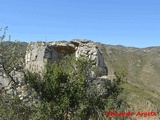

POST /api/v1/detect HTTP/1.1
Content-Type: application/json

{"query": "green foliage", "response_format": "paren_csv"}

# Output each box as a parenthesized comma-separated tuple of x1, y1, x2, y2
(104, 77, 128, 111)
(0, 27, 31, 119)
(42, 62, 68, 101)
(0, 93, 31, 120)
(24, 55, 128, 119)
(0, 26, 24, 85)
(24, 72, 42, 94)
(0, 51, 128, 119)
(114, 68, 128, 81)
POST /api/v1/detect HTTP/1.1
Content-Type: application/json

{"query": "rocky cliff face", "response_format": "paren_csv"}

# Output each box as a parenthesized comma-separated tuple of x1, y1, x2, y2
(25, 40, 108, 76)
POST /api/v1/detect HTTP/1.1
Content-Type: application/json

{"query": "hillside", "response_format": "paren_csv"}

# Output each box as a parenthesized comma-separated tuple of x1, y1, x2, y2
(96, 42, 160, 117)
(96, 43, 160, 94)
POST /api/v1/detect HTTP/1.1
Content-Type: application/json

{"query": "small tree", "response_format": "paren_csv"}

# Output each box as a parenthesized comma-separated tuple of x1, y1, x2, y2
(25, 55, 127, 119)
(24, 54, 129, 120)
(0, 27, 30, 120)
(0, 26, 23, 85)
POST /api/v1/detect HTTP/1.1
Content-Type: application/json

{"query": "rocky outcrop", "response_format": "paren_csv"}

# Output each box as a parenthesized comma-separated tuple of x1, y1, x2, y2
(25, 40, 108, 76)
(0, 40, 108, 105)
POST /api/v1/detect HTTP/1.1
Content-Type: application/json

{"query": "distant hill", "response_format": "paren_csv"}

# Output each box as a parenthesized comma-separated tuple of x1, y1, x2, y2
(2, 41, 28, 56)
(96, 43, 160, 94)
(96, 42, 160, 115)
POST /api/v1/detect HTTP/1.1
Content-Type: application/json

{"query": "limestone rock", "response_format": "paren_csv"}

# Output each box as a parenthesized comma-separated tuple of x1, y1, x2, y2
(25, 40, 108, 75)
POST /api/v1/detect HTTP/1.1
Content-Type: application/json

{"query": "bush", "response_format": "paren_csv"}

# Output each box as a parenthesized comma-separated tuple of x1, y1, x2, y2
(24, 55, 128, 119)
(0, 93, 31, 120)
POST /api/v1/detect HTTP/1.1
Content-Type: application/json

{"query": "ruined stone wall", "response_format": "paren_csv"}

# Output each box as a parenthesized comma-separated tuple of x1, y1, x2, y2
(25, 40, 108, 75)
(0, 40, 108, 104)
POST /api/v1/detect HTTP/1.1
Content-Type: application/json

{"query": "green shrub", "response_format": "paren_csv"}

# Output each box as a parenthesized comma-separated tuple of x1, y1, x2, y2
(0, 93, 31, 120)
(24, 55, 128, 119)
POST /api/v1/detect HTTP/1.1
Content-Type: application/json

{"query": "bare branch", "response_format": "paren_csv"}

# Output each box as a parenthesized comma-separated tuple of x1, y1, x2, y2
(0, 26, 23, 86)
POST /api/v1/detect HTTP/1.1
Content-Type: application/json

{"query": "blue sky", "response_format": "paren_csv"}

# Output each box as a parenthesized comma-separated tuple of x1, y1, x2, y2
(0, 0, 160, 48)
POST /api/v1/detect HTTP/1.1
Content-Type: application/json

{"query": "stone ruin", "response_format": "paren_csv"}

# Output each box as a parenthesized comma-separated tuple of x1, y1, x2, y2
(0, 40, 109, 103)
(25, 40, 108, 76)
